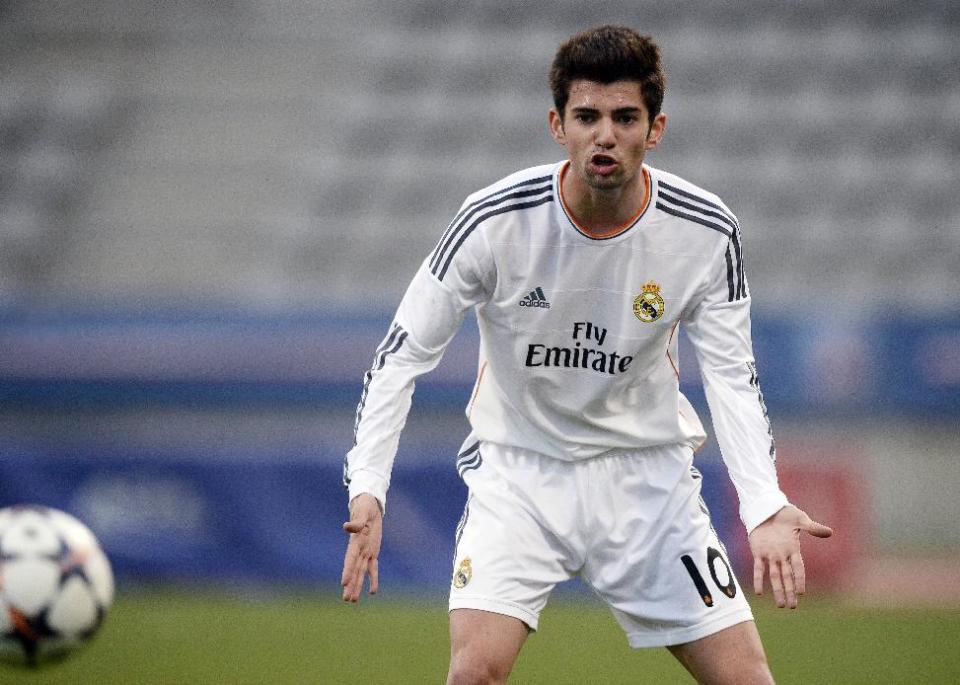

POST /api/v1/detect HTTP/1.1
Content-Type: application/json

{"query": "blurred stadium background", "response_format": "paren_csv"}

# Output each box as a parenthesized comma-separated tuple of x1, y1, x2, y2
(0, 0, 958, 682)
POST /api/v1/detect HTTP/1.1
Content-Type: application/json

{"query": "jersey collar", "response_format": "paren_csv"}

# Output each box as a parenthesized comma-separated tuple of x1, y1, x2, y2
(556, 160, 652, 241)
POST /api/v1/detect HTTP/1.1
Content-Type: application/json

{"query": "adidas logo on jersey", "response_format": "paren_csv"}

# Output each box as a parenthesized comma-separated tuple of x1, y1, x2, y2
(519, 287, 550, 308)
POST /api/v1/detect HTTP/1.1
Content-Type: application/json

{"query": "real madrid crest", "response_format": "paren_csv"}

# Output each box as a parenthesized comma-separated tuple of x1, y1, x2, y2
(633, 281, 665, 323)
(453, 557, 472, 589)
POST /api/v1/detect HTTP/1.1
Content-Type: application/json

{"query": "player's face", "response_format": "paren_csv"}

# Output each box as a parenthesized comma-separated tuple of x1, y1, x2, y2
(549, 80, 666, 192)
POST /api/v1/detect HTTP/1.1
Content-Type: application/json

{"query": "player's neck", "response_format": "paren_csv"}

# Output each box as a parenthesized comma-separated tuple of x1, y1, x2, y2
(559, 163, 649, 238)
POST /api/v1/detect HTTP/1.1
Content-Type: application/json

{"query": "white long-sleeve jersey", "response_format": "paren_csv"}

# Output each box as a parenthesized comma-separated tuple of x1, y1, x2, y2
(345, 160, 788, 533)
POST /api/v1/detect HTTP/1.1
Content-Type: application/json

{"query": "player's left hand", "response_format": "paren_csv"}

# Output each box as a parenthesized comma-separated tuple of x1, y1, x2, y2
(748, 505, 832, 609)
(341, 493, 383, 603)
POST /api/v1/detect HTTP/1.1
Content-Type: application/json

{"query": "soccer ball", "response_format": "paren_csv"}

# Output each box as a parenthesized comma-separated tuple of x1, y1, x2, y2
(0, 505, 114, 667)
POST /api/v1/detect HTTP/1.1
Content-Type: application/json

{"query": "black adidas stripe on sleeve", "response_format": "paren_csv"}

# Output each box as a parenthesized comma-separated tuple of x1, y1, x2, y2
(344, 323, 409, 486)
(429, 174, 552, 273)
(429, 176, 553, 281)
(657, 181, 748, 302)
(434, 191, 553, 282)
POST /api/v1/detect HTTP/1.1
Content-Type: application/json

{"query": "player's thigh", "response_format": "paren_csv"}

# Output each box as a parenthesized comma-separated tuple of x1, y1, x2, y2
(449, 440, 579, 631)
(583, 457, 753, 648)
(667, 620, 773, 685)
(447, 608, 529, 685)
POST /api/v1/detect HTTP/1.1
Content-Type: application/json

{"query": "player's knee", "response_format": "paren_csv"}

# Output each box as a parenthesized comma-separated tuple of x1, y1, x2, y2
(693, 655, 773, 685)
(731, 652, 775, 685)
(446, 653, 511, 685)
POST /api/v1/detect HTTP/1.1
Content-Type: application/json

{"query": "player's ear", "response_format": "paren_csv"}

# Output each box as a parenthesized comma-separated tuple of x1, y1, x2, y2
(548, 108, 566, 145)
(645, 112, 667, 150)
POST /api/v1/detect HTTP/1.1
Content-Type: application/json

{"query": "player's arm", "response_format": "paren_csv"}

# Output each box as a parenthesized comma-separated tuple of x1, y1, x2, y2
(341, 215, 494, 602)
(683, 230, 831, 609)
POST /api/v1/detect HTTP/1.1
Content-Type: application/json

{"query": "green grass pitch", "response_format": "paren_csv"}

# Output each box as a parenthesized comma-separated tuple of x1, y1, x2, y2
(4, 590, 958, 684)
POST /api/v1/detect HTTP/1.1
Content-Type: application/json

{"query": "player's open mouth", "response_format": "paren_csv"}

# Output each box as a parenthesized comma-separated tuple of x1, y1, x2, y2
(590, 154, 618, 174)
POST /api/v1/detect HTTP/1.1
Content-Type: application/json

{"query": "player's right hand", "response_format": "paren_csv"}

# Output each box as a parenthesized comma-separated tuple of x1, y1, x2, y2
(341, 493, 383, 603)
(749, 504, 832, 609)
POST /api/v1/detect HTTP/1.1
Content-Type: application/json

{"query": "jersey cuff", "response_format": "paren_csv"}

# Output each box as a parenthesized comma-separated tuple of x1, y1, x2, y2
(347, 473, 389, 516)
(740, 491, 790, 534)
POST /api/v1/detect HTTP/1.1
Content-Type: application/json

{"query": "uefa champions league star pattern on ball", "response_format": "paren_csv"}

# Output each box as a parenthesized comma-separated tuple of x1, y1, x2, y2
(0, 505, 114, 667)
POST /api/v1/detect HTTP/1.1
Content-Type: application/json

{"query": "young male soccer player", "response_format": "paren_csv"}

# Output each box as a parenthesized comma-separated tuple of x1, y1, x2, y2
(341, 25, 832, 684)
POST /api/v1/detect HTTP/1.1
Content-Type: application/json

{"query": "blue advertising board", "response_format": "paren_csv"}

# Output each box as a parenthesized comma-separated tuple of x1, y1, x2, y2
(1, 308, 956, 415)
(0, 443, 741, 589)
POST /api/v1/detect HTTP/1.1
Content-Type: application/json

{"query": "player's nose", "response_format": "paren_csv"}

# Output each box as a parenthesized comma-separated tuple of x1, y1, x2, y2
(594, 118, 616, 147)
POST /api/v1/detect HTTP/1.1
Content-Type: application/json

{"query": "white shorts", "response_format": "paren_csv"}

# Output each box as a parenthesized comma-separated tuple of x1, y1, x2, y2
(448, 437, 753, 648)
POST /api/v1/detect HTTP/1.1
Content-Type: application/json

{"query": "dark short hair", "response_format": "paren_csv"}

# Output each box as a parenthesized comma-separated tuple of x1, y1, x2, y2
(549, 25, 666, 124)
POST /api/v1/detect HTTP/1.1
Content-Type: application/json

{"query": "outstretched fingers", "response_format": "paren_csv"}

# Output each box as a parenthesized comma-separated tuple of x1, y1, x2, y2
(342, 542, 374, 601)
(750, 505, 832, 609)
(767, 557, 785, 608)
(791, 553, 806, 595)
(368, 557, 379, 595)
(341, 518, 367, 602)
(757, 554, 799, 608)
(341, 505, 382, 603)
(341, 536, 363, 602)
(351, 555, 368, 599)
(780, 559, 797, 608)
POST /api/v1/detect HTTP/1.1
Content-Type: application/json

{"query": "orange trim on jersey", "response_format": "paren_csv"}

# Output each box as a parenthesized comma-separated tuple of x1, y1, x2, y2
(666, 321, 680, 379)
(467, 361, 488, 419)
(558, 161, 651, 239)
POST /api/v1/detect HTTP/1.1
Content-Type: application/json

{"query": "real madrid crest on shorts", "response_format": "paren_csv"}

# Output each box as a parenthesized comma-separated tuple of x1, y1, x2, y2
(453, 557, 472, 589)
(633, 281, 665, 323)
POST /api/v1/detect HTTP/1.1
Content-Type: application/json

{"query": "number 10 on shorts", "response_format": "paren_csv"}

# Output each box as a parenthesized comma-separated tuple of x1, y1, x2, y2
(680, 547, 737, 607)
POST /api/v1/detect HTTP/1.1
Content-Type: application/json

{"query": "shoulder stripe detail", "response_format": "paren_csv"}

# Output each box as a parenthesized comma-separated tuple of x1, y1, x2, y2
(656, 201, 747, 302)
(655, 201, 731, 238)
(659, 181, 738, 229)
(656, 185, 749, 302)
(345, 323, 409, 486)
(429, 175, 552, 273)
(658, 189, 737, 235)
(733, 224, 747, 300)
(724, 245, 735, 302)
(435, 192, 553, 281)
